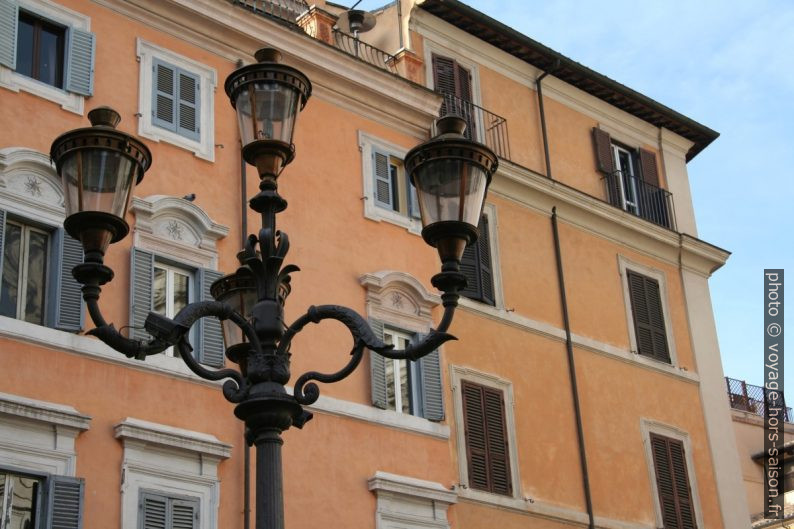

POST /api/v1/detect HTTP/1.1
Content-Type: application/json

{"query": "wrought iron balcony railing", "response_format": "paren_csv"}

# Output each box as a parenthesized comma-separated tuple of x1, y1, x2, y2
(331, 29, 398, 74)
(231, 0, 309, 24)
(603, 170, 675, 229)
(433, 93, 511, 161)
(726, 377, 792, 422)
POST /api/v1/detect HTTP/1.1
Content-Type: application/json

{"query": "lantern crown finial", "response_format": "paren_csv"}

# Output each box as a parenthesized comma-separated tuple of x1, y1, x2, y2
(255, 48, 282, 63)
(435, 115, 467, 137)
(87, 106, 121, 129)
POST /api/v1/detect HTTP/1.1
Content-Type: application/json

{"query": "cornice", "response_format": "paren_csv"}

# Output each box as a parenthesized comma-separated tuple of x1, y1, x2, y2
(94, 0, 441, 138)
(368, 471, 458, 504)
(0, 391, 91, 431)
(114, 417, 231, 458)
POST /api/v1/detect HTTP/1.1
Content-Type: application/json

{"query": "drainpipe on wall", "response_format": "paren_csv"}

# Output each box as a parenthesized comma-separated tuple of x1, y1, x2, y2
(536, 60, 560, 179)
(551, 207, 596, 529)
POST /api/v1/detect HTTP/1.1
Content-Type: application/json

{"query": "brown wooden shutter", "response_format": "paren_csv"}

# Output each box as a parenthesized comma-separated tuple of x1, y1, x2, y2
(639, 149, 660, 187)
(592, 128, 615, 174)
(432, 54, 457, 95)
(627, 270, 670, 363)
(460, 216, 495, 306)
(461, 381, 512, 495)
(650, 434, 697, 529)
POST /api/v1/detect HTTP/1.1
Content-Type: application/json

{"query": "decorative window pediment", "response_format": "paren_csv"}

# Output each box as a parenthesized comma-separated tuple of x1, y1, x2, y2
(0, 147, 64, 220)
(360, 270, 440, 328)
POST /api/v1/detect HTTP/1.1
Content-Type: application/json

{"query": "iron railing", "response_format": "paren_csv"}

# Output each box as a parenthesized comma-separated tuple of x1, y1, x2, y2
(331, 29, 398, 74)
(231, 0, 309, 24)
(726, 377, 792, 422)
(433, 93, 511, 161)
(604, 170, 675, 229)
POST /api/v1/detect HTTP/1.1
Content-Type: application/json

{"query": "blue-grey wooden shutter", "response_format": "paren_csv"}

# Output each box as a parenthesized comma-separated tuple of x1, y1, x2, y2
(130, 248, 154, 341)
(419, 347, 444, 421)
(140, 491, 167, 529)
(198, 268, 224, 367)
(171, 497, 199, 529)
(65, 28, 95, 96)
(176, 69, 200, 140)
(372, 149, 393, 209)
(55, 230, 84, 331)
(152, 59, 177, 132)
(369, 319, 388, 409)
(0, 0, 17, 70)
(47, 475, 84, 529)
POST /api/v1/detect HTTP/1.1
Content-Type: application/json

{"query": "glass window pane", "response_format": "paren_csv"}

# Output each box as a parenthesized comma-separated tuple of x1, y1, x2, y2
(153, 268, 167, 315)
(37, 22, 64, 88)
(23, 230, 48, 325)
(15, 15, 34, 79)
(397, 359, 410, 414)
(7, 474, 40, 529)
(0, 224, 22, 319)
(172, 271, 190, 316)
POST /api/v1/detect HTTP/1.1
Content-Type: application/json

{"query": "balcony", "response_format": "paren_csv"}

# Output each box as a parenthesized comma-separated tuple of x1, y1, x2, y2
(726, 377, 792, 422)
(604, 170, 675, 229)
(433, 93, 511, 161)
(332, 29, 398, 75)
(231, 0, 309, 24)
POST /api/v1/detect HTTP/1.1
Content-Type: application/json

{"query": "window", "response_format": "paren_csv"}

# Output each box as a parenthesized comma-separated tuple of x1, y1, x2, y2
(0, 0, 95, 112)
(0, 469, 44, 529)
(369, 321, 444, 421)
(649, 434, 697, 529)
(139, 490, 199, 529)
(626, 270, 670, 363)
(460, 215, 494, 306)
(460, 380, 511, 496)
(592, 127, 671, 228)
(130, 249, 223, 367)
(0, 210, 83, 332)
(372, 148, 420, 219)
(0, 469, 83, 529)
(431, 54, 476, 140)
(136, 39, 217, 161)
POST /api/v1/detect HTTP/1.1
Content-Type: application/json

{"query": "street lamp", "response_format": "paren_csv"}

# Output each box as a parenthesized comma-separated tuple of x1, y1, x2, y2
(50, 48, 497, 529)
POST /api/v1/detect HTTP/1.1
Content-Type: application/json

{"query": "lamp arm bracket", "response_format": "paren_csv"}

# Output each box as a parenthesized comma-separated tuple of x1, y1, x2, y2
(176, 337, 249, 403)
(283, 305, 457, 405)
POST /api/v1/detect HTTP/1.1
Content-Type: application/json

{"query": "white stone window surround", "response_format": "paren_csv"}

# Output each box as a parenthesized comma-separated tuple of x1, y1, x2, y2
(449, 365, 521, 506)
(368, 471, 457, 529)
(617, 254, 679, 367)
(136, 38, 217, 162)
(640, 419, 705, 529)
(0, 147, 65, 225)
(0, 0, 89, 115)
(0, 392, 90, 478)
(358, 131, 422, 235)
(115, 417, 231, 529)
(457, 202, 505, 311)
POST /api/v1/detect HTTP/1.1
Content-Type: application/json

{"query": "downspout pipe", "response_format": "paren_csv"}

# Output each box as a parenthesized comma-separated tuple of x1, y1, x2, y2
(551, 207, 595, 529)
(536, 60, 560, 179)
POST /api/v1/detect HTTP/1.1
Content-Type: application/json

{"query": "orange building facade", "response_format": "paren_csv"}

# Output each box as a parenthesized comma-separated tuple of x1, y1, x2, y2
(0, 1, 750, 528)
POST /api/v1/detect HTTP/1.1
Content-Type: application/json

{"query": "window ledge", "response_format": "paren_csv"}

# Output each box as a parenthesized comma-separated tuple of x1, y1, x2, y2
(0, 68, 84, 114)
(0, 391, 91, 431)
(114, 417, 231, 459)
(364, 202, 422, 235)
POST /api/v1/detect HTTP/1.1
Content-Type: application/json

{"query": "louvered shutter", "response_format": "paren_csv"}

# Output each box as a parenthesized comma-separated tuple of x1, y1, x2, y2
(639, 149, 660, 187)
(462, 381, 490, 491)
(650, 434, 696, 529)
(372, 148, 393, 209)
(140, 492, 167, 529)
(198, 268, 224, 367)
(483, 386, 511, 494)
(55, 230, 84, 331)
(456, 63, 475, 140)
(130, 249, 154, 341)
(627, 271, 670, 363)
(0, 0, 17, 70)
(47, 475, 84, 529)
(171, 498, 198, 529)
(460, 216, 494, 305)
(419, 348, 444, 421)
(592, 128, 615, 174)
(152, 59, 177, 132)
(432, 54, 456, 95)
(369, 319, 388, 409)
(65, 28, 95, 96)
(176, 70, 200, 140)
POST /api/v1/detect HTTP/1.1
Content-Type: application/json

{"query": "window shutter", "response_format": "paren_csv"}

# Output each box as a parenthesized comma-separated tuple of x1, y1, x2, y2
(176, 70, 200, 140)
(432, 54, 456, 95)
(461, 381, 491, 491)
(55, 230, 84, 331)
(627, 271, 670, 363)
(198, 268, 224, 367)
(461, 381, 511, 495)
(650, 434, 696, 529)
(483, 386, 511, 495)
(456, 63, 475, 140)
(152, 59, 177, 132)
(369, 319, 388, 409)
(47, 475, 84, 529)
(171, 498, 198, 529)
(372, 149, 393, 209)
(65, 28, 95, 96)
(639, 148, 660, 187)
(0, 0, 17, 70)
(140, 492, 167, 529)
(592, 127, 615, 174)
(419, 348, 444, 421)
(477, 216, 494, 305)
(130, 248, 154, 341)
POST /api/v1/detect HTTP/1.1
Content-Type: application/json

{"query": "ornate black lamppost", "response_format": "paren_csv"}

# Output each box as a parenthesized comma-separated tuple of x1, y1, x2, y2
(50, 48, 497, 529)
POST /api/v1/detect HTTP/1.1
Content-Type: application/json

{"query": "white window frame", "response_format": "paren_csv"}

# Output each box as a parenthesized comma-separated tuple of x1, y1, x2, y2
(617, 255, 678, 367)
(0, 0, 89, 114)
(152, 261, 195, 358)
(612, 144, 639, 214)
(136, 39, 217, 161)
(640, 419, 705, 529)
(115, 417, 230, 529)
(382, 327, 413, 415)
(449, 365, 522, 506)
(358, 131, 421, 234)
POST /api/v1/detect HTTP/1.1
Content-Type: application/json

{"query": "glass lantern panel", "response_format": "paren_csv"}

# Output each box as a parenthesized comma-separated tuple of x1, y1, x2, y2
(413, 159, 488, 228)
(61, 149, 140, 219)
(218, 286, 257, 349)
(234, 81, 300, 147)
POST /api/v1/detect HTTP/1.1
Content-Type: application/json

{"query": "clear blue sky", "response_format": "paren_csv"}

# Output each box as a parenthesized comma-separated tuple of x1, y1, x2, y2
(352, 0, 794, 393)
